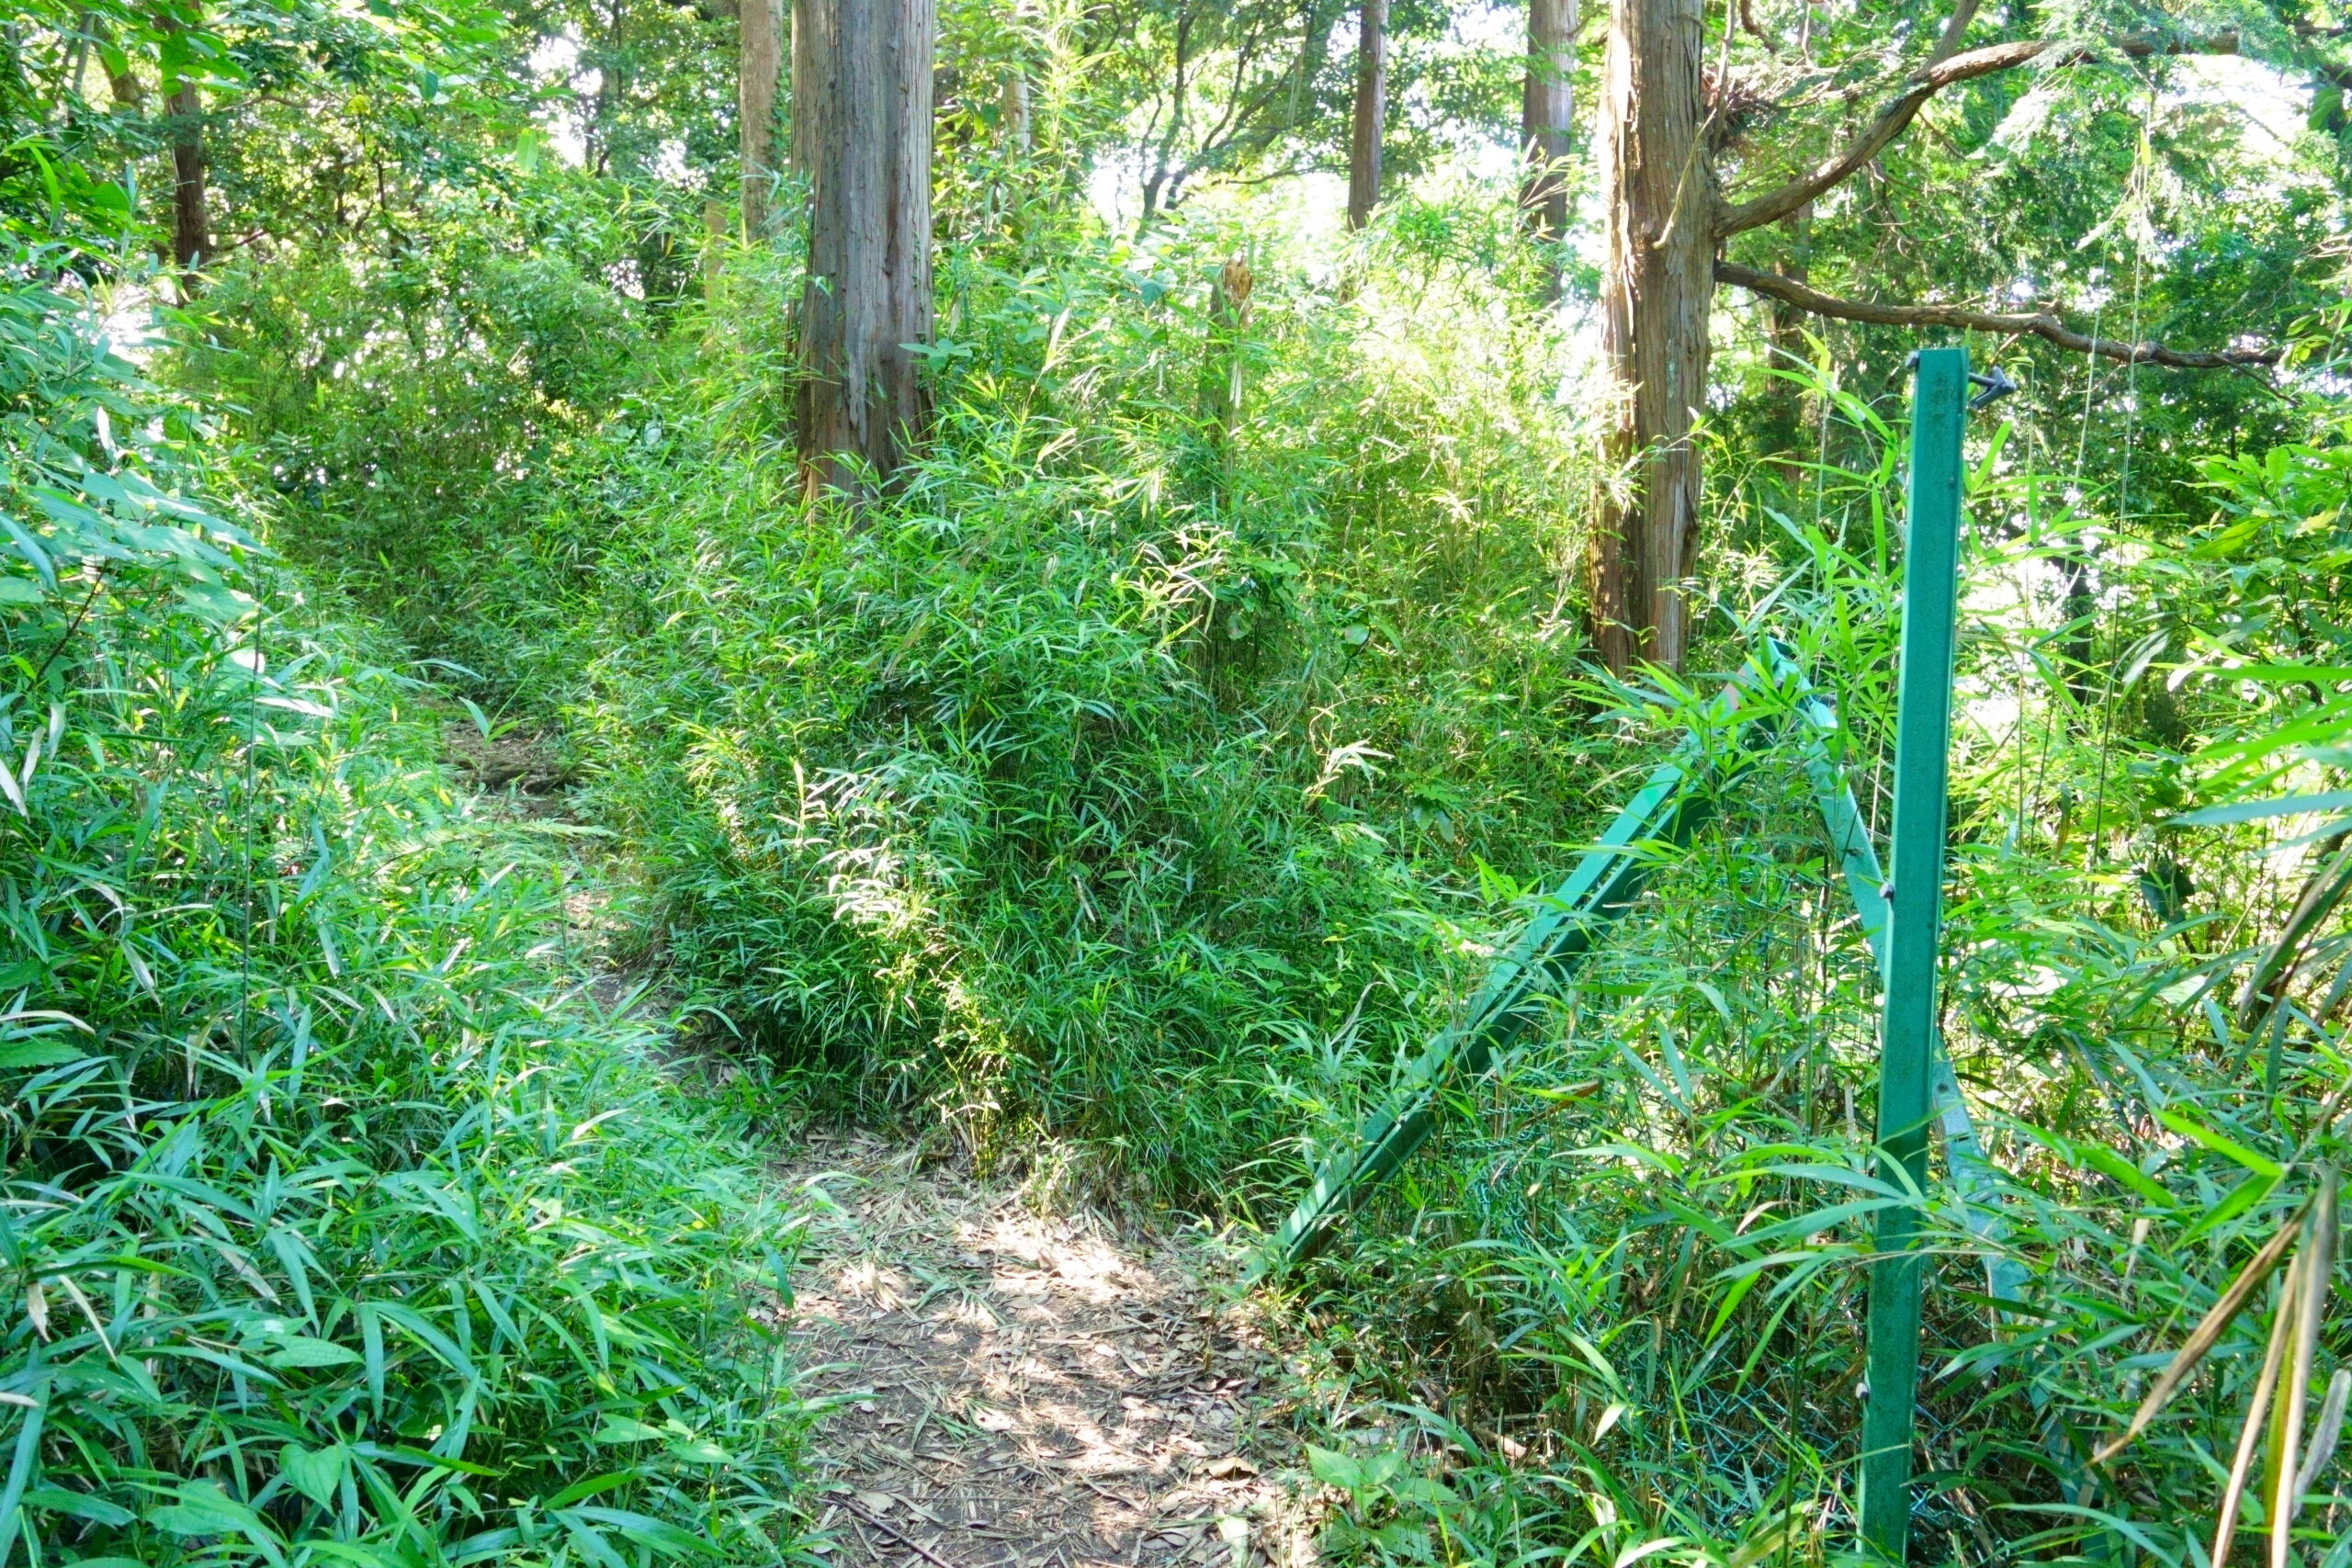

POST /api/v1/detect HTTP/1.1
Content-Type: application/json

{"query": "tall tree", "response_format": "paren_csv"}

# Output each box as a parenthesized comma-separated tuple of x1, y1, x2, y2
(793, 0, 934, 495)
(1001, 69, 1031, 153)
(1589, 0, 1704, 672)
(1520, 0, 1574, 295)
(1586, 0, 2295, 672)
(740, 0, 782, 233)
(162, 20, 207, 275)
(1345, 0, 1385, 230)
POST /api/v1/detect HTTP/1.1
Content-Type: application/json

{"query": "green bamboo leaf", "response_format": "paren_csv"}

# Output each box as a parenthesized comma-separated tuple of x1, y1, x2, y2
(2167, 793, 2352, 828)
(262, 1336, 362, 1370)
(544, 1472, 639, 1509)
(2077, 1145, 2175, 1207)
(593, 1416, 664, 1445)
(2156, 1109, 2283, 1179)
(2095, 1196, 2307, 1465)
(0, 516, 54, 591)
(22, 1486, 131, 1527)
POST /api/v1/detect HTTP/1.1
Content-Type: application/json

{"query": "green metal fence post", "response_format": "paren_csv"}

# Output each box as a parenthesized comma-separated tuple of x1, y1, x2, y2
(1858, 346, 1969, 1560)
(1763, 639, 2021, 1309)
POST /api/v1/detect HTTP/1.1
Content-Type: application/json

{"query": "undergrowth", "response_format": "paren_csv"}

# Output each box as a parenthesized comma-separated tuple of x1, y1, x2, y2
(3, 265, 815, 1566)
(194, 202, 1605, 1210)
(1273, 381, 2352, 1563)
(179, 175, 2352, 1562)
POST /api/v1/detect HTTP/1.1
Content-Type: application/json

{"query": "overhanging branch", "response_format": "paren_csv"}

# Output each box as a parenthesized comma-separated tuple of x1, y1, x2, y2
(1715, 260, 2282, 369)
(1716, 28, 2241, 238)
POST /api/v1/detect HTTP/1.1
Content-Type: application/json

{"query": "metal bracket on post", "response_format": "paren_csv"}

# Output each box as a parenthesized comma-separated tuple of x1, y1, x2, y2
(1857, 346, 1971, 1562)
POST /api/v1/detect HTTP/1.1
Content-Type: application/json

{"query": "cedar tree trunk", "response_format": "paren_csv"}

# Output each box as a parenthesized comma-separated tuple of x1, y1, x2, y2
(1345, 0, 1385, 231)
(167, 77, 207, 273)
(1001, 69, 1032, 152)
(702, 197, 728, 298)
(1583, 0, 2263, 672)
(1199, 254, 1252, 452)
(740, 0, 784, 233)
(1521, 0, 1576, 293)
(794, 0, 935, 496)
(1589, 0, 1708, 672)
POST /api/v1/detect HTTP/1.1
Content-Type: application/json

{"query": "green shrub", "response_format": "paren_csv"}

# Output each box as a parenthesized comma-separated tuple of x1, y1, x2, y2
(177, 194, 662, 716)
(2, 265, 810, 1566)
(542, 209, 1603, 1205)
(1278, 389, 2352, 1563)
(198, 187, 1603, 1209)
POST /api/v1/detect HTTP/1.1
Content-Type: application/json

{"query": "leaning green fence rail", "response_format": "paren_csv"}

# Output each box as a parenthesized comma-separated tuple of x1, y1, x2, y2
(1257, 677, 1758, 1273)
(1257, 636, 2019, 1291)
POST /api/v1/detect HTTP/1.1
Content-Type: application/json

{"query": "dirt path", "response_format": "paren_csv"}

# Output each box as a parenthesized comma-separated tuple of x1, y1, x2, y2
(784, 1136, 1313, 1568)
(479, 758, 1314, 1568)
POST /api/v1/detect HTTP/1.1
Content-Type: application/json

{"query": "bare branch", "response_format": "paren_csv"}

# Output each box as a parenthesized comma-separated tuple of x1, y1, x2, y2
(1927, 0, 1983, 64)
(1714, 260, 2282, 370)
(1718, 39, 2045, 235)
(1716, 28, 2239, 238)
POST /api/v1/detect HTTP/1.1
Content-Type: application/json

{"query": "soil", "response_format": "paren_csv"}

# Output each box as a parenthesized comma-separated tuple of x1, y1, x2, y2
(455, 747, 1318, 1568)
(441, 721, 576, 795)
(783, 1136, 1316, 1568)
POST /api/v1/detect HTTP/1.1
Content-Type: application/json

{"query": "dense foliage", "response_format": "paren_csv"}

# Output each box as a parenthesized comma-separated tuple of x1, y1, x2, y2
(0, 274, 811, 1564)
(10, 0, 2352, 1561)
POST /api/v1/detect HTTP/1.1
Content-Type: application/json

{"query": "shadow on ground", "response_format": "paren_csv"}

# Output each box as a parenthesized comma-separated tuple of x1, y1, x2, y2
(786, 1137, 1316, 1568)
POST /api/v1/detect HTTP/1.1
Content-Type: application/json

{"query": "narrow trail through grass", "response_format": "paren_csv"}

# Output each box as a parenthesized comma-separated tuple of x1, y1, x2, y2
(486, 739, 1311, 1568)
(781, 1140, 1310, 1568)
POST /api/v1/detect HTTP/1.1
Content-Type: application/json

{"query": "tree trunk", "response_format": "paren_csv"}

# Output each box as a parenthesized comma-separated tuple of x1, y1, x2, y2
(703, 197, 728, 298)
(1199, 254, 1252, 455)
(1588, 0, 1710, 672)
(166, 77, 207, 274)
(1345, 0, 1385, 231)
(1759, 205, 1813, 483)
(100, 25, 142, 109)
(591, 0, 622, 175)
(740, 0, 783, 234)
(1521, 0, 1576, 295)
(794, 0, 934, 498)
(1001, 70, 1031, 152)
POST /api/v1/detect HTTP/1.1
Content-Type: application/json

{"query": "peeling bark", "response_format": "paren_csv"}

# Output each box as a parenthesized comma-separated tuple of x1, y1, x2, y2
(1589, 0, 1709, 672)
(1346, 0, 1385, 230)
(794, 0, 935, 497)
